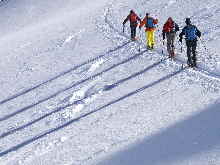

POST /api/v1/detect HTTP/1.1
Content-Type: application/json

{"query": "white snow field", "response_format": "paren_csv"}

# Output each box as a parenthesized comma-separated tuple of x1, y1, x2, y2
(0, 0, 220, 164)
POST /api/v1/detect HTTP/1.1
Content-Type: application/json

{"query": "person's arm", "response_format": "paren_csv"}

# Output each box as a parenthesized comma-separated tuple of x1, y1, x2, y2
(162, 23, 167, 40)
(153, 18, 158, 25)
(175, 23, 179, 32)
(139, 17, 146, 28)
(179, 27, 186, 42)
(196, 26, 201, 38)
(123, 15, 130, 25)
(137, 15, 141, 23)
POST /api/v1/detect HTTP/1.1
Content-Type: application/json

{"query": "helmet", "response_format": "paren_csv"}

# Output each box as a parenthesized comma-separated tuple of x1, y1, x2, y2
(146, 13, 149, 16)
(185, 18, 191, 25)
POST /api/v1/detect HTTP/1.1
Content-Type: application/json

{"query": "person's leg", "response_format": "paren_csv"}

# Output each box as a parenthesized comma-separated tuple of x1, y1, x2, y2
(149, 31, 155, 49)
(146, 31, 150, 48)
(131, 27, 134, 39)
(130, 26, 135, 40)
(186, 41, 193, 66)
(170, 32, 176, 58)
(166, 33, 172, 55)
(134, 26, 137, 39)
(147, 31, 154, 49)
(192, 40, 197, 67)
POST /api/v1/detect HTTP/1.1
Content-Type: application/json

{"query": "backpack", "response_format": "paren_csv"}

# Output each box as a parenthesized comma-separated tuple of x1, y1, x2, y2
(164, 21, 174, 32)
(164, 21, 179, 33)
(184, 25, 197, 40)
(130, 13, 137, 23)
(145, 17, 155, 28)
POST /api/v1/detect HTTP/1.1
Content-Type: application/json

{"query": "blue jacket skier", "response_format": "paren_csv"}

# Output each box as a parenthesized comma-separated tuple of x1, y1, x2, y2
(179, 18, 201, 67)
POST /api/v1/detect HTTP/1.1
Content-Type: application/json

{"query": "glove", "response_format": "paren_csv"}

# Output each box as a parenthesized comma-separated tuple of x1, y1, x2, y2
(179, 38, 182, 43)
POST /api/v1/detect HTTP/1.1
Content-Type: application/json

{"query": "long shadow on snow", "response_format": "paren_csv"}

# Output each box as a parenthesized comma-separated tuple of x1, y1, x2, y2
(98, 102, 220, 165)
(0, 49, 147, 122)
(0, 41, 131, 106)
(0, 57, 168, 139)
(0, 67, 185, 157)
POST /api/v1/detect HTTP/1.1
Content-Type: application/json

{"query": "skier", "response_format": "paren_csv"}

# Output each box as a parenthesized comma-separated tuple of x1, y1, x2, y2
(123, 10, 141, 41)
(162, 17, 179, 58)
(139, 13, 158, 49)
(179, 18, 201, 67)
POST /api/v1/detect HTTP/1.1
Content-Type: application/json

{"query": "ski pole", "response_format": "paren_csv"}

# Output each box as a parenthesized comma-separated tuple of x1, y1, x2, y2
(138, 28, 142, 52)
(123, 25, 125, 33)
(158, 27, 165, 54)
(180, 42, 183, 53)
(162, 40, 165, 54)
(157, 26, 162, 45)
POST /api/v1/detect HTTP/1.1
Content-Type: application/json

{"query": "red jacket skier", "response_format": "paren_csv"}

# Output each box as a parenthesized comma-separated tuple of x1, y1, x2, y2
(123, 10, 141, 40)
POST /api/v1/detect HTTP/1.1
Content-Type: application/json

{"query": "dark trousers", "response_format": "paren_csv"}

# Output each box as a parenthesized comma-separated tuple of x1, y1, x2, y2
(166, 32, 176, 56)
(130, 25, 137, 39)
(186, 40, 197, 66)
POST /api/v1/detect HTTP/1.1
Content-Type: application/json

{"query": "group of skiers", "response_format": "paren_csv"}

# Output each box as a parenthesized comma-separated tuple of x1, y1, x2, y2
(123, 10, 201, 68)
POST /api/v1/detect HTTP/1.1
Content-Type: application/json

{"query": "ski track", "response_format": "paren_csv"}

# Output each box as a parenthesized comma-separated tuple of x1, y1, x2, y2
(1, 0, 220, 163)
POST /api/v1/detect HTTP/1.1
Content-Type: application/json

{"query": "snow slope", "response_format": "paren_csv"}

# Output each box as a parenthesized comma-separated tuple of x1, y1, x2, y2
(0, 0, 220, 164)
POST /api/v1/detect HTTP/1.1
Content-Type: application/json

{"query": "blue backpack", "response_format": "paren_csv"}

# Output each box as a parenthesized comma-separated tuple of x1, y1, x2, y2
(146, 17, 155, 28)
(184, 25, 197, 40)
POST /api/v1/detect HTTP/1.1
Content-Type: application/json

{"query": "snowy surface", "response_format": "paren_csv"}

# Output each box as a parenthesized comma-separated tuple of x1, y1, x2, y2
(0, 0, 220, 164)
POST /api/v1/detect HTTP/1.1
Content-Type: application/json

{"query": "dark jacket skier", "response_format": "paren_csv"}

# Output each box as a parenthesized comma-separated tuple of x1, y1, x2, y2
(179, 18, 201, 67)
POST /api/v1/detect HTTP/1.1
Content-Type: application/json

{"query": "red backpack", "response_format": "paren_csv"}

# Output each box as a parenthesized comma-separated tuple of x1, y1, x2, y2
(164, 21, 175, 32)
(130, 13, 137, 22)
